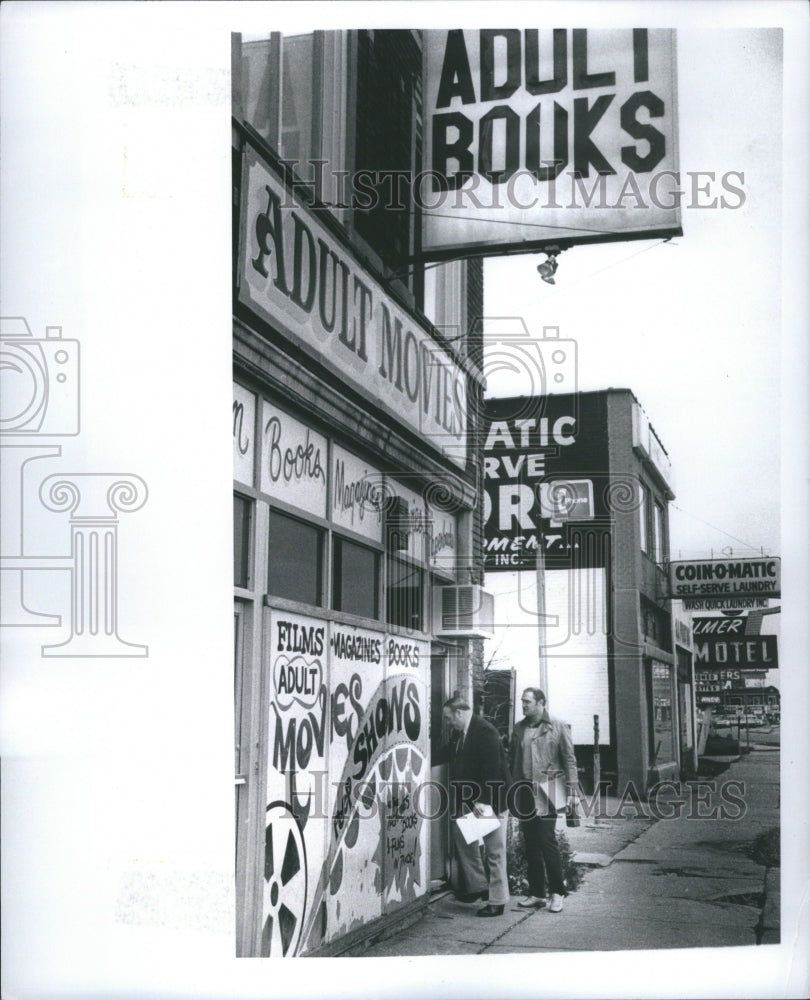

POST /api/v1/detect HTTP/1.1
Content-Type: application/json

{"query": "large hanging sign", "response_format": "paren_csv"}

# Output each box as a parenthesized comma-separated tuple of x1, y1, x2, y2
(422, 28, 681, 259)
(238, 142, 468, 469)
(482, 393, 611, 570)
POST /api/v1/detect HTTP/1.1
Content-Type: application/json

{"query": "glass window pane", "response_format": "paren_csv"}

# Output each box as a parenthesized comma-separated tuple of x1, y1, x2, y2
(650, 662, 675, 764)
(269, 510, 323, 605)
(654, 504, 665, 563)
(241, 36, 279, 146)
(333, 538, 379, 619)
(386, 557, 423, 631)
(639, 483, 649, 553)
(234, 495, 252, 588)
(280, 35, 313, 166)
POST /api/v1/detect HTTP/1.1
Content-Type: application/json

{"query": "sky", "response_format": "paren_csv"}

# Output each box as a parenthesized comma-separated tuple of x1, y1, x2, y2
(482, 27, 786, 561)
(0, 4, 808, 1000)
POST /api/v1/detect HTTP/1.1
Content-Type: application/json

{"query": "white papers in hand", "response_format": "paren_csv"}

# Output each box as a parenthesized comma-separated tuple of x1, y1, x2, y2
(455, 809, 500, 845)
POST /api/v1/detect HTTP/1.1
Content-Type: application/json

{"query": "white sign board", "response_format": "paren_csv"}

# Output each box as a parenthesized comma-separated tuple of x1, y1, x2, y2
(422, 28, 681, 258)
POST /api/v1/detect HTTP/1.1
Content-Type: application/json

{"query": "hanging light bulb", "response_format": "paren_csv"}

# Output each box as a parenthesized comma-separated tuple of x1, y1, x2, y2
(536, 245, 562, 285)
(537, 255, 558, 284)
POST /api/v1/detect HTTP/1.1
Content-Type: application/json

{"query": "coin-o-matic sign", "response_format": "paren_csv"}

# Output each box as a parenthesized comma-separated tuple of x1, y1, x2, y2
(669, 558, 781, 600)
(422, 28, 682, 258)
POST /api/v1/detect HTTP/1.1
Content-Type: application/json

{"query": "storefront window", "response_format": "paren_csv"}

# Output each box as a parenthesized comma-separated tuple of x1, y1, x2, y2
(386, 556, 424, 631)
(650, 661, 675, 764)
(269, 509, 323, 606)
(333, 537, 379, 619)
(234, 494, 252, 588)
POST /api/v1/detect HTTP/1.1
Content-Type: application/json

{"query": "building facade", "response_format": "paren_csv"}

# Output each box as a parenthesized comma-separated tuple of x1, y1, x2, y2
(483, 388, 691, 796)
(232, 31, 491, 957)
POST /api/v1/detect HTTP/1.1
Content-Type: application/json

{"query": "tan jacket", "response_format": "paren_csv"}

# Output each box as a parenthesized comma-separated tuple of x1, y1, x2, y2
(509, 711, 579, 813)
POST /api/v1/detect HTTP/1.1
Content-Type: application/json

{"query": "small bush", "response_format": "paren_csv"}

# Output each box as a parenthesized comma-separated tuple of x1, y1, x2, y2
(750, 826, 780, 868)
(506, 817, 584, 896)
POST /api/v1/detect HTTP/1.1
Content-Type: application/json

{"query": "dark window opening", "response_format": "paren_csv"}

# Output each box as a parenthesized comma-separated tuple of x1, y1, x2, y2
(234, 495, 253, 588)
(333, 537, 380, 619)
(269, 510, 324, 606)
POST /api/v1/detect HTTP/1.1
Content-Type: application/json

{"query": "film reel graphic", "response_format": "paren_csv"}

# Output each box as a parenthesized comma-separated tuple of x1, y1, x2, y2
(261, 802, 308, 957)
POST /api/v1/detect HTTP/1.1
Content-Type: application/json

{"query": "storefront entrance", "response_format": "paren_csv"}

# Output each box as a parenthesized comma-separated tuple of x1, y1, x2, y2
(429, 643, 465, 888)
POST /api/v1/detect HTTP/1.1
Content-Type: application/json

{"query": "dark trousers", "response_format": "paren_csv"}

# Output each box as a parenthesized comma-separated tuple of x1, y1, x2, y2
(521, 812, 565, 897)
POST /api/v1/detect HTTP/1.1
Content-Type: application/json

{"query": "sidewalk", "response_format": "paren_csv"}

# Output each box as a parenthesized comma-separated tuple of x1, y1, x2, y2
(343, 748, 780, 956)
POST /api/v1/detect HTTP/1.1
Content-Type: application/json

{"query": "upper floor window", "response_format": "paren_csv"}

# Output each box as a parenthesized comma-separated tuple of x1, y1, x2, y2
(279, 35, 314, 165)
(239, 33, 321, 186)
(653, 502, 666, 564)
(639, 482, 651, 554)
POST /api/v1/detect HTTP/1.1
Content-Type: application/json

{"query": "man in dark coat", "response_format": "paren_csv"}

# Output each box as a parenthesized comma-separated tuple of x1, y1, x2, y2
(432, 694, 512, 917)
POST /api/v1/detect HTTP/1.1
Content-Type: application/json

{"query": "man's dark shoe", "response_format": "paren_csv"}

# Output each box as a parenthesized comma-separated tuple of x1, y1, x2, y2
(455, 889, 488, 903)
(476, 903, 505, 917)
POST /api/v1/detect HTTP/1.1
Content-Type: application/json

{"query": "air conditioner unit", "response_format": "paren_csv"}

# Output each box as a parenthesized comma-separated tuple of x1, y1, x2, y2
(434, 585, 495, 638)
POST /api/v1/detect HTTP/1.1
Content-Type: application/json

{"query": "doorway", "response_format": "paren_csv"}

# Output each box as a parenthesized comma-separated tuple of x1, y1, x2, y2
(429, 643, 465, 887)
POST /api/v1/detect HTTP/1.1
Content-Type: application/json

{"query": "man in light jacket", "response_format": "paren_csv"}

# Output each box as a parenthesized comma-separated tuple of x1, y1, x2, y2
(508, 687, 579, 913)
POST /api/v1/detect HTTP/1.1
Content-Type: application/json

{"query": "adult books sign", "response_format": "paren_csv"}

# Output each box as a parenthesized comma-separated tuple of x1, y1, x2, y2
(422, 28, 682, 259)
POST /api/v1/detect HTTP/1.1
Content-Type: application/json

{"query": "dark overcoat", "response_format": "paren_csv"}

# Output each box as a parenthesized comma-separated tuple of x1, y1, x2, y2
(433, 713, 513, 817)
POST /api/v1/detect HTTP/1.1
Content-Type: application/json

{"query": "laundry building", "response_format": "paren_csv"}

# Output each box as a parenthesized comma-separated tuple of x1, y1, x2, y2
(232, 30, 493, 957)
(483, 388, 694, 796)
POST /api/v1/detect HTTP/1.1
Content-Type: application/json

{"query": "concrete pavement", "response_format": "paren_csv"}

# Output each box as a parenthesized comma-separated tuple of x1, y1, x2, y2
(343, 746, 780, 956)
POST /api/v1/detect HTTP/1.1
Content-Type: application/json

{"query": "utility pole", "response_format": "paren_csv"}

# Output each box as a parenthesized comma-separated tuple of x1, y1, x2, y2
(536, 529, 548, 694)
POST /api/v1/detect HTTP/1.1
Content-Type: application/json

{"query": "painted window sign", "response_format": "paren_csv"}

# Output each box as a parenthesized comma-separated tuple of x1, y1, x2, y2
(392, 482, 428, 565)
(331, 444, 384, 543)
(233, 382, 256, 488)
(428, 501, 458, 576)
(238, 143, 468, 469)
(264, 610, 329, 958)
(260, 400, 327, 516)
(422, 28, 681, 257)
(263, 609, 429, 957)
